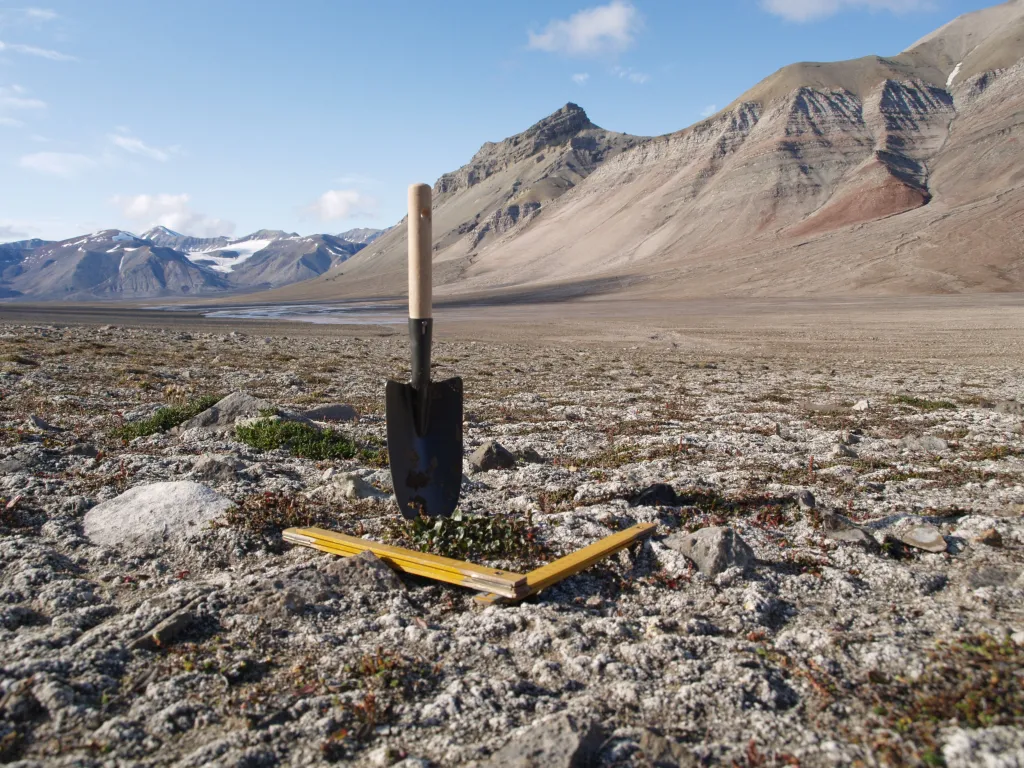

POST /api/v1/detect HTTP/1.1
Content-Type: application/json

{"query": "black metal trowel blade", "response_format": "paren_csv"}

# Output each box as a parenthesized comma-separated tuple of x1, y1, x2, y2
(385, 376, 463, 519)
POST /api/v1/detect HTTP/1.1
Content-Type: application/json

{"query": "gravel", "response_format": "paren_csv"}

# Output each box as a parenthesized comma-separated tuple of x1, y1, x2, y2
(0, 321, 1022, 766)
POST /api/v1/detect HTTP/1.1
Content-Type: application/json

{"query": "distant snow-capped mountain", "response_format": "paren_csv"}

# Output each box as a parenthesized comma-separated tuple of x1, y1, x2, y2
(140, 226, 230, 253)
(337, 227, 385, 245)
(0, 226, 369, 300)
(2, 230, 228, 299)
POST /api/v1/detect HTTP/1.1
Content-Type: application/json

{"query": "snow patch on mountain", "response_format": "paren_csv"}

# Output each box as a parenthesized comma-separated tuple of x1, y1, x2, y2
(189, 238, 276, 272)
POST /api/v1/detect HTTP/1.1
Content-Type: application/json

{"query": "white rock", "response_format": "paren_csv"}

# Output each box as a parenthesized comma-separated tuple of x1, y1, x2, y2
(83, 481, 233, 549)
(851, 399, 870, 412)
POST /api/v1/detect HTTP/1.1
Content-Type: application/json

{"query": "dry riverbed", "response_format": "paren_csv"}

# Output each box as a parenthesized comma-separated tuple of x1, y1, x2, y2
(0, 321, 1022, 767)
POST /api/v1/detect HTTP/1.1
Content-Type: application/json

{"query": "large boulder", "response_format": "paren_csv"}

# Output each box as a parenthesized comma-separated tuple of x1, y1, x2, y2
(83, 481, 232, 549)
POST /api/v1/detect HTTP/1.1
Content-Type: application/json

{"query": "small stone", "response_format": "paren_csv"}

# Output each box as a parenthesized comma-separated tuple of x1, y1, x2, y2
(468, 440, 516, 473)
(630, 483, 678, 507)
(773, 422, 783, 437)
(179, 391, 270, 431)
(840, 431, 861, 445)
(900, 525, 948, 553)
(834, 443, 858, 459)
(796, 490, 816, 511)
(482, 712, 601, 768)
(309, 473, 386, 502)
(131, 608, 197, 651)
(851, 399, 869, 412)
(976, 528, 1003, 547)
(819, 511, 879, 551)
(900, 435, 948, 453)
(325, 552, 405, 593)
(301, 403, 358, 422)
(191, 454, 244, 481)
(65, 443, 99, 458)
(518, 447, 546, 464)
(663, 526, 755, 577)
(25, 414, 63, 432)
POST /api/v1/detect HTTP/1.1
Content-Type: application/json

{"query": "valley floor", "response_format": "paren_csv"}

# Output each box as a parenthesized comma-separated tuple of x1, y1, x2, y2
(0, 299, 1022, 766)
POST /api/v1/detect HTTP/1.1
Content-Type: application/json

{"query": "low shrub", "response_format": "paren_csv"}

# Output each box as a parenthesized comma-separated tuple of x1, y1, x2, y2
(114, 394, 221, 440)
(234, 418, 378, 462)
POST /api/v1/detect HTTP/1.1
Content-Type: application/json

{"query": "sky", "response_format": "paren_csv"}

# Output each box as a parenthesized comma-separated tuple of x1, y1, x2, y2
(0, 0, 1003, 243)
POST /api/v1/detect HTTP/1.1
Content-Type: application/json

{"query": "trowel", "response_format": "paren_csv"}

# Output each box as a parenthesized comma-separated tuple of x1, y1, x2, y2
(385, 183, 463, 519)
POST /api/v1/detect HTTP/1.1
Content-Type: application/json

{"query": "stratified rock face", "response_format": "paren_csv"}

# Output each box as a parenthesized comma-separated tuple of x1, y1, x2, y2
(329, 103, 643, 292)
(435, 103, 597, 198)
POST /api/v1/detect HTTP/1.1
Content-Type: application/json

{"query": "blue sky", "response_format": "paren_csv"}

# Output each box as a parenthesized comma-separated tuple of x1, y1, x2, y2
(0, 0, 1000, 242)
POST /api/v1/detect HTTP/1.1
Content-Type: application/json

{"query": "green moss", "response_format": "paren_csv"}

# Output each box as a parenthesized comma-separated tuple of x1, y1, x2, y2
(235, 417, 378, 462)
(114, 394, 221, 440)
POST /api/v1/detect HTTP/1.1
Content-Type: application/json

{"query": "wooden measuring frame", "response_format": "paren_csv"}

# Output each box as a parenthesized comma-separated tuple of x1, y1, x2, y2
(283, 522, 656, 604)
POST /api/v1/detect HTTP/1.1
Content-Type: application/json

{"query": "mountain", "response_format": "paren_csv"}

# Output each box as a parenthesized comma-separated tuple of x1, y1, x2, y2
(222, 234, 364, 289)
(259, 0, 1024, 303)
(0, 228, 369, 299)
(140, 226, 230, 253)
(338, 228, 385, 245)
(288, 102, 643, 296)
(3, 230, 228, 299)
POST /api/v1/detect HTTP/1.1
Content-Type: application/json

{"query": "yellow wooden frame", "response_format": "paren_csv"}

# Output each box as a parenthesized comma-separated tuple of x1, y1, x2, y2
(283, 522, 656, 604)
(283, 527, 527, 599)
(473, 523, 656, 605)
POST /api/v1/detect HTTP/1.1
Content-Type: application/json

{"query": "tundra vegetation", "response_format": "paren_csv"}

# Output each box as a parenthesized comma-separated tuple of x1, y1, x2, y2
(0, 321, 1021, 766)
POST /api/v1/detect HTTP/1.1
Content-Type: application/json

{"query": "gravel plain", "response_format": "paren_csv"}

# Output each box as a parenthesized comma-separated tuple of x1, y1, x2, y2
(0, 310, 1022, 767)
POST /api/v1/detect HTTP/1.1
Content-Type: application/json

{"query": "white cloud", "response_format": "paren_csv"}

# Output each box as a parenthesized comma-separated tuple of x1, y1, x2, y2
(112, 193, 235, 238)
(0, 84, 46, 110)
(0, 8, 58, 25)
(23, 8, 58, 22)
(19, 151, 96, 178)
(571, 72, 590, 84)
(307, 189, 376, 221)
(528, 1, 641, 56)
(612, 65, 649, 84)
(0, 116, 23, 127)
(109, 132, 173, 162)
(700, 104, 719, 117)
(761, 0, 930, 22)
(0, 40, 74, 60)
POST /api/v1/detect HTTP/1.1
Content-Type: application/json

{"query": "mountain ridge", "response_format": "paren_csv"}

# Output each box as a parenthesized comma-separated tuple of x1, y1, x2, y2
(255, 0, 1024, 304)
(4, 0, 1023, 303)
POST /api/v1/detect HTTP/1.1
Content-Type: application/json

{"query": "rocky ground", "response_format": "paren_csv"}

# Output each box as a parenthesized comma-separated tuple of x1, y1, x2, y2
(0, 321, 1022, 767)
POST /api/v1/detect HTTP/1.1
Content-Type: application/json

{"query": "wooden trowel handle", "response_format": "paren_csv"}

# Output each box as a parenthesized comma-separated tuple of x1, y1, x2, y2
(408, 183, 432, 319)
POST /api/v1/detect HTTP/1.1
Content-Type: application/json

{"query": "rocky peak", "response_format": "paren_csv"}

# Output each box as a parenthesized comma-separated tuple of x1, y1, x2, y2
(472, 102, 597, 164)
(436, 104, 604, 198)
